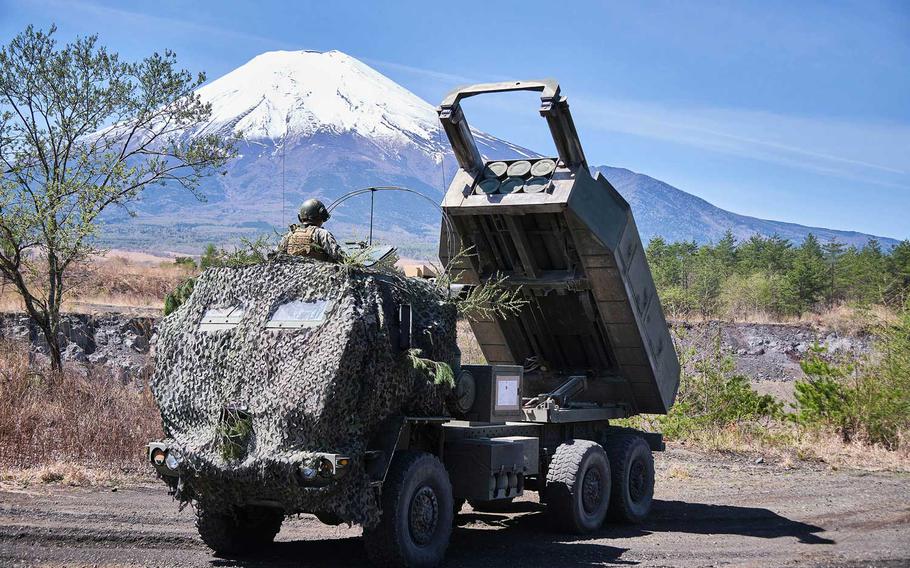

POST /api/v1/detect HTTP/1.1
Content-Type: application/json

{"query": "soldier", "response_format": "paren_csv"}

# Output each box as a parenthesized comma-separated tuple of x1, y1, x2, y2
(277, 198, 344, 262)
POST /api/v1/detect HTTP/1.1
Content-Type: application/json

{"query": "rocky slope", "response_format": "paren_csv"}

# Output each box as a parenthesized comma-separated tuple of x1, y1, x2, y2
(1, 311, 874, 406)
(0, 313, 153, 381)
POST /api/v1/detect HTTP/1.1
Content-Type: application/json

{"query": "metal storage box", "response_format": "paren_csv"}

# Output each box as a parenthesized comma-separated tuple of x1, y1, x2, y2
(443, 438, 526, 501)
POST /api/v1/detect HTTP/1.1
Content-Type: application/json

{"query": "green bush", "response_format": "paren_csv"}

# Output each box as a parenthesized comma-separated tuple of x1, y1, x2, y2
(657, 333, 782, 439)
(792, 309, 910, 450)
(854, 303, 910, 448)
(173, 256, 197, 269)
(793, 347, 854, 439)
(163, 278, 196, 316)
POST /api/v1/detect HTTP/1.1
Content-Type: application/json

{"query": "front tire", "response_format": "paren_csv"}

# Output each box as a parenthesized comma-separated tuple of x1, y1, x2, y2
(544, 439, 611, 534)
(606, 435, 655, 523)
(195, 502, 283, 556)
(363, 451, 454, 567)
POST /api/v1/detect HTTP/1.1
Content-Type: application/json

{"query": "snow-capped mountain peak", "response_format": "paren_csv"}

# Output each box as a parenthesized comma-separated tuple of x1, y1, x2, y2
(195, 50, 440, 146)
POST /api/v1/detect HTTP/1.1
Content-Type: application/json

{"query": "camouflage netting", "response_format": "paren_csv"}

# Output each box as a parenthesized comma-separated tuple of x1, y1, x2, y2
(151, 257, 459, 527)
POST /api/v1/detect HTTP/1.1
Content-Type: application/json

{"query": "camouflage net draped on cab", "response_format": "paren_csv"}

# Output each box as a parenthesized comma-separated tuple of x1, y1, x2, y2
(151, 258, 459, 527)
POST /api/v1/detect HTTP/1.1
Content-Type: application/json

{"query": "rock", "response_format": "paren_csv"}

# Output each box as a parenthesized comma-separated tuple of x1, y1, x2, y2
(87, 352, 108, 365)
(131, 335, 149, 353)
(62, 342, 87, 363)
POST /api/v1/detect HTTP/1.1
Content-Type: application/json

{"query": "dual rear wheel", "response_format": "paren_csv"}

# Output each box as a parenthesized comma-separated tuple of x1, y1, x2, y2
(545, 435, 655, 534)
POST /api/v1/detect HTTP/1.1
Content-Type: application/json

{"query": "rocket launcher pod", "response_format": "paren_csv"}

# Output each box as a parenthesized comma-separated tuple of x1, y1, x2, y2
(438, 80, 680, 415)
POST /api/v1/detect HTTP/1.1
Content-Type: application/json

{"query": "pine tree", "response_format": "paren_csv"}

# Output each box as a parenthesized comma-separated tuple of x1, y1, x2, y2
(714, 229, 738, 276)
(887, 240, 910, 303)
(788, 234, 827, 314)
(822, 239, 845, 305)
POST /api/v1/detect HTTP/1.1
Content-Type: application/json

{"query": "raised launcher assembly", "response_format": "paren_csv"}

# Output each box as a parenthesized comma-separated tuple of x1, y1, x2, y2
(438, 80, 680, 416)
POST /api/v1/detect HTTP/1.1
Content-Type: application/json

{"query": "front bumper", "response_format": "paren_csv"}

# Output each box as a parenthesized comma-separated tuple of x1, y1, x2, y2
(146, 441, 353, 486)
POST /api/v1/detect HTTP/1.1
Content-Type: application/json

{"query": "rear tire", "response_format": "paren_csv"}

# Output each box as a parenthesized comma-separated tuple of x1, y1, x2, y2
(544, 439, 610, 534)
(363, 451, 454, 567)
(195, 502, 283, 556)
(605, 435, 655, 523)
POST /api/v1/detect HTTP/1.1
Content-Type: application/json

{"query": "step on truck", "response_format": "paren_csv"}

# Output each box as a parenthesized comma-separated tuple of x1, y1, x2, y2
(147, 80, 680, 568)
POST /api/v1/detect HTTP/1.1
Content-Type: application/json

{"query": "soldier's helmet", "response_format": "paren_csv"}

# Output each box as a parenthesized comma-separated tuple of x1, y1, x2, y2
(298, 198, 330, 224)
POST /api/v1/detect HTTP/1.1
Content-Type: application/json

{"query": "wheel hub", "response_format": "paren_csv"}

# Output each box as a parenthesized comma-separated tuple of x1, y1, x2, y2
(581, 467, 603, 514)
(629, 458, 647, 503)
(408, 485, 439, 545)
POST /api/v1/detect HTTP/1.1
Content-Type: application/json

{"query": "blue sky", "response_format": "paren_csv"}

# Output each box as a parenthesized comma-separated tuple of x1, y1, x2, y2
(2, 0, 908, 239)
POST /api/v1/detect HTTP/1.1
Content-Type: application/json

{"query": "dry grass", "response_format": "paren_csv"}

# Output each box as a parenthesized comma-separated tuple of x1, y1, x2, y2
(0, 340, 162, 482)
(0, 254, 195, 313)
(669, 423, 910, 473)
(0, 462, 154, 488)
(665, 464, 692, 479)
(679, 303, 898, 335)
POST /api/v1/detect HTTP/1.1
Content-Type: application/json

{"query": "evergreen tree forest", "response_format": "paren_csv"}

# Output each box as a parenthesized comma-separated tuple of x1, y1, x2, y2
(646, 230, 910, 319)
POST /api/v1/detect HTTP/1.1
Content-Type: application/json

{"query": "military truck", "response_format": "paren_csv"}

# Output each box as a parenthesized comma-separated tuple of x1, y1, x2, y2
(147, 80, 679, 568)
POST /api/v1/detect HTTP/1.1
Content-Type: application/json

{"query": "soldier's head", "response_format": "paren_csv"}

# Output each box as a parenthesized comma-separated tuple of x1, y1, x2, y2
(298, 198, 330, 226)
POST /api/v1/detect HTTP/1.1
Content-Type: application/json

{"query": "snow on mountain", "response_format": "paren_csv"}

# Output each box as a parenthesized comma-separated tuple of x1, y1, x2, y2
(103, 50, 897, 254)
(192, 50, 442, 152)
(108, 49, 534, 254)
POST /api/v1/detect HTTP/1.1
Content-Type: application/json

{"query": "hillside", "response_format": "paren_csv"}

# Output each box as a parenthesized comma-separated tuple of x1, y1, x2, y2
(596, 166, 899, 248)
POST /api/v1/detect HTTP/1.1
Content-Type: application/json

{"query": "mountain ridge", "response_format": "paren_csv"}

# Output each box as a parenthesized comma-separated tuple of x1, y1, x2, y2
(101, 49, 900, 253)
(596, 166, 898, 247)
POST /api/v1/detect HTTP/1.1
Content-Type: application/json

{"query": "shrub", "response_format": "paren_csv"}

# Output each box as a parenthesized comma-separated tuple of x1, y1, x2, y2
(792, 307, 910, 450)
(173, 256, 197, 269)
(854, 303, 910, 448)
(793, 347, 855, 440)
(657, 333, 782, 439)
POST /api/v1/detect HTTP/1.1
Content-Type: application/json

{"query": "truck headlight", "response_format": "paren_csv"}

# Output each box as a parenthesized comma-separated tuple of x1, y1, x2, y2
(165, 450, 182, 471)
(151, 448, 166, 467)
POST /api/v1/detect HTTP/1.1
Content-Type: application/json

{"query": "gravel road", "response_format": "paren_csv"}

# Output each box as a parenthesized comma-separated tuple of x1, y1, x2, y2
(1, 448, 908, 568)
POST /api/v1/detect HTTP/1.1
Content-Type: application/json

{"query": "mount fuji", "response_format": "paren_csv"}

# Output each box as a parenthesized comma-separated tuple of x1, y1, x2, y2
(103, 50, 898, 254)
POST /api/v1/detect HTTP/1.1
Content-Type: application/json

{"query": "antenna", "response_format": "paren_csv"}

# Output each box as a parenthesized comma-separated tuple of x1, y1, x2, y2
(281, 132, 286, 227)
(369, 187, 375, 245)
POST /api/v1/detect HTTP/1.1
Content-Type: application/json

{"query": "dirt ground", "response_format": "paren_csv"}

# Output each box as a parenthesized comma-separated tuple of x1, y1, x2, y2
(1, 447, 908, 568)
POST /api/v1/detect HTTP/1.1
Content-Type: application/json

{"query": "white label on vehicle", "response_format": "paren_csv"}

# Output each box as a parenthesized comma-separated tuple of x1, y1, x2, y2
(496, 376, 520, 410)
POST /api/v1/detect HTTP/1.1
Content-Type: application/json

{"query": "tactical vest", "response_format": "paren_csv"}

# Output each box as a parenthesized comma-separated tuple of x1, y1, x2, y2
(286, 225, 328, 261)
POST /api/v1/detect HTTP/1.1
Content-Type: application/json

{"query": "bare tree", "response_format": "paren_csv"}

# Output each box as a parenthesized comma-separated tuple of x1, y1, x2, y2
(0, 25, 235, 370)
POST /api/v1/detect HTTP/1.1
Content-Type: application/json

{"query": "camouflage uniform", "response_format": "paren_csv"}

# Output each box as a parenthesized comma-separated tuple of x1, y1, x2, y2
(278, 223, 343, 262)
